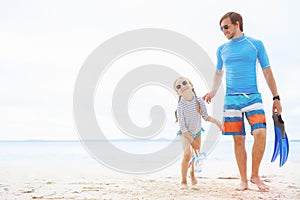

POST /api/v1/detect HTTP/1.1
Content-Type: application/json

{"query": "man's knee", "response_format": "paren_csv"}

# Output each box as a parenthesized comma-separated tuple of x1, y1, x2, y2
(252, 128, 266, 140)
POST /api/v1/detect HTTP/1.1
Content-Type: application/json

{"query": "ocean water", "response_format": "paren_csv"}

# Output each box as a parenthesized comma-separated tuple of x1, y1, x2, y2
(0, 140, 299, 166)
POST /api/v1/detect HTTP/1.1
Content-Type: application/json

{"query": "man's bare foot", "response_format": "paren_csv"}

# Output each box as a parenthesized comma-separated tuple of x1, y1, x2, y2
(191, 176, 198, 185)
(235, 181, 249, 191)
(250, 176, 269, 192)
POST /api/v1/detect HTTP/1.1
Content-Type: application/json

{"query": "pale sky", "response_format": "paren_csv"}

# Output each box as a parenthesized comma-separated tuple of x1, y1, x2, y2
(1, 0, 299, 141)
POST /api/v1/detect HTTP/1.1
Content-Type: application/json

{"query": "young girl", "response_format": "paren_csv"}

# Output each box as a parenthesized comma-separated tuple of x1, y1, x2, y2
(174, 77, 222, 189)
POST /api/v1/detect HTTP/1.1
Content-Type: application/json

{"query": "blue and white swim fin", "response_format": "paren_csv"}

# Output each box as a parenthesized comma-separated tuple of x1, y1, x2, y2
(188, 152, 206, 173)
(271, 112, 289, 167)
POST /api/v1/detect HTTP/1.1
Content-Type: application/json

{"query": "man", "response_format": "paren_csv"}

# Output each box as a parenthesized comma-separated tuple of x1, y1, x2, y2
(203, 12, 282, 192)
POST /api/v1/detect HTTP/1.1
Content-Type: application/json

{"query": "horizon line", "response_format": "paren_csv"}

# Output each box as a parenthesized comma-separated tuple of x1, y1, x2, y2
(1, 139, 300, 142)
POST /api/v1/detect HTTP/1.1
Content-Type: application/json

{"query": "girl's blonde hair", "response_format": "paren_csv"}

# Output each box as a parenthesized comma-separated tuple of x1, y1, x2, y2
(174, 77, 202, 122)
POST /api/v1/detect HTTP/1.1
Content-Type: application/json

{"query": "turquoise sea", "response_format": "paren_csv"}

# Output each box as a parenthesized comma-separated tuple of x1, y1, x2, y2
(0, 140, 299, 166)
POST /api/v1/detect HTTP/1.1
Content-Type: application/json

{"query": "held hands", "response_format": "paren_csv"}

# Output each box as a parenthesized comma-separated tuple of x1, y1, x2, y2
(202, 91, 216, 104)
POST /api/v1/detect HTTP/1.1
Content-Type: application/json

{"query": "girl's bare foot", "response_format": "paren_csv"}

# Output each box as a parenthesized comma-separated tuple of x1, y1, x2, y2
(180, 183, 188, 190)
(235, 181, 249, 191)
(191, 176, 198, 185)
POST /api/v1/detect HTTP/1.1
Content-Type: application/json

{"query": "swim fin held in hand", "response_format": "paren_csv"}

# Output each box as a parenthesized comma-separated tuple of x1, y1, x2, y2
(271, 112, 289, 167)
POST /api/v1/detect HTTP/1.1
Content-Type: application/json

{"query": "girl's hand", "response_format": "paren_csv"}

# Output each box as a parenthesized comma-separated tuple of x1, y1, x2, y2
(191, 140, 200, 150)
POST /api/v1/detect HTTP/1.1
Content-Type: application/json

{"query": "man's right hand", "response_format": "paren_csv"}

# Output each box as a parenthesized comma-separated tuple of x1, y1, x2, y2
(203, 70, 223, 103)
(202, 92, 215, 104)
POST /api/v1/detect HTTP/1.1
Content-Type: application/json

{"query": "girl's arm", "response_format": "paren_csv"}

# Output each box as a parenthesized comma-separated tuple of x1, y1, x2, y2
(178, 104, 200, 149)
(206, 116, 222, 131)
(197, 98, 222, 130)
(182, 131, 200, 150)
(182, 131, 193, 143)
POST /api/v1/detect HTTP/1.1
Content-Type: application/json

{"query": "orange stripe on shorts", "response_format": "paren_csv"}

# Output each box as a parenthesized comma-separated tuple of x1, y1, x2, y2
(247, 114, 266, 125)
(223, 121, 243, 133)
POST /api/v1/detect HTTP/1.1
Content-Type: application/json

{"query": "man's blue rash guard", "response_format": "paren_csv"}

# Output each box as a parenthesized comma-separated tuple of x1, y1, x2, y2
(216, 34, 270, 95)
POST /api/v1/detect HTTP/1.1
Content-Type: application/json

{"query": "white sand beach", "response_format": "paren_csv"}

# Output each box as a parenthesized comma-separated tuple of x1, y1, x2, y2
(1, 162, 300, 200)
(1, 145, 300, 200)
